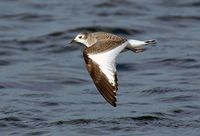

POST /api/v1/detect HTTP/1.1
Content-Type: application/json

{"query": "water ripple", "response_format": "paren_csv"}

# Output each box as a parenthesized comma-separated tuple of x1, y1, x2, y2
(0, 0, 200, 136)
(141, 87, 184, 95)
(68, 26, 142, 35)
(1, 13, 53, 22)
(157, 15, 200, 22)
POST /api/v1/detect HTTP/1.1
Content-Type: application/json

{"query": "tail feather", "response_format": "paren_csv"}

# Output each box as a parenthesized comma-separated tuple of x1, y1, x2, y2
(124, 39, 157, 53)
(127, 39, 157, 48)
(145, 39, 157, 45)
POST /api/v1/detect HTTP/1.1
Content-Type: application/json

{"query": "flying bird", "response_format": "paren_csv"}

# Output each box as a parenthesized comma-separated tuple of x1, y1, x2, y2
(70, 32, 156, 107)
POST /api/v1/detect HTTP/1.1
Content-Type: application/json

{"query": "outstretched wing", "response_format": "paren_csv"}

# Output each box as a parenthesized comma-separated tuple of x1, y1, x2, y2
(83, 40, 127, 107)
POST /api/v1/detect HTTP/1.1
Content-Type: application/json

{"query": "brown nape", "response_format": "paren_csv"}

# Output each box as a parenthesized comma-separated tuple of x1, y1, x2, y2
(81, 32, 89, 39)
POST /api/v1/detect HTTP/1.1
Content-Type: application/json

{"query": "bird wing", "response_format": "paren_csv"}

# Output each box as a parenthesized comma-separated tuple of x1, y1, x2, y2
(83, 40, 127, 107)
(92, 32, 127, 43)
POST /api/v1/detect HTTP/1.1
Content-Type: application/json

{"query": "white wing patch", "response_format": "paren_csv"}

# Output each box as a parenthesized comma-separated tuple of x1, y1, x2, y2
(88, 42, 128, 86)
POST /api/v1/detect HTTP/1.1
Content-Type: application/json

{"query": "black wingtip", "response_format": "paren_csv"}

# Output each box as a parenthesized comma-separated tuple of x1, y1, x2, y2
(145, 39, 157, 45)
(112, 102, 117, 107)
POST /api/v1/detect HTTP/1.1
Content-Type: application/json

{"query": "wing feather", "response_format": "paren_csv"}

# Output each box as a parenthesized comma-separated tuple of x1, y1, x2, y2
(84, 55, 117, 106)
(83, 40, 127, 107)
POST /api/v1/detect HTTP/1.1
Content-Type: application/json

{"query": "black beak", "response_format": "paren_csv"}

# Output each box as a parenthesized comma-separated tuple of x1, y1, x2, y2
(69, 39, 75, 44)
(66, 39, 76, 47)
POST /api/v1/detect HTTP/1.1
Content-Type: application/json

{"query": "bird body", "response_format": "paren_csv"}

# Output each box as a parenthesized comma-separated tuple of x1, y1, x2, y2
(71, 32, 156, 107)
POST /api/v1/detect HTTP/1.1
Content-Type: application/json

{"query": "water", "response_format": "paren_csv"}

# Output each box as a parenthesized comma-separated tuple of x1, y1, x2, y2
(0, 0, 200, 136)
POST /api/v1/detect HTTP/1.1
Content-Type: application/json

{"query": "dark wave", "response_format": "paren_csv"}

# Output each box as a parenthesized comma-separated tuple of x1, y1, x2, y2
(157, 15, 200, 22)
(39, 101, 60, 107)
(0, 60, 12, 66)
(52, 119, 93, 125)
(51, 115, 162, 126)
(68, 26, 142, 35)
(61, 78, 88, 85)
(161, 95, 199, 103)
(47, 31, 66, 37)
(0, 32, 73, 54)
(0, 59, 22, 66)
(0, 85, 5, 89)
(183, 1, 200, 7)
(0, 38, 44, 52)
(117, 63, 137, 71)
(141, 87, 184, 95)
(142, 87, 168, 95)
(0, 123, 7, 127)
(96, 11, 137, 17)
(95, 0, 134, 8)
(158, 1, 200, 7)
(159, 58, 196, 63)
(95, 2, 115, 8)
(148, 58, 198, 69)
(1, 13, 53, 22)
(26, 131, 49, 136)
(50, 114, 200, 129)
(168, 1, 200, 7)
(17, 39, 44, 45)
(0, 117, 21, 122)
(118, 115, 162, 121)
(171, 108, 184, 114)
(0, 51, 16, 56)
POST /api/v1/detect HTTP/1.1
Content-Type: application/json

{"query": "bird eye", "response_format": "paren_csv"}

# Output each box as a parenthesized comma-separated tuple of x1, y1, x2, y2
(78, 36, 82, 39)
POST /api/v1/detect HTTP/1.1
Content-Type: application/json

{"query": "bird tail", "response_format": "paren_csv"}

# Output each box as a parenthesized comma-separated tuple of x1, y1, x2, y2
(144, 39, 157, 45)
(125, 39, 157, 53)
(127, 39, 157, 48)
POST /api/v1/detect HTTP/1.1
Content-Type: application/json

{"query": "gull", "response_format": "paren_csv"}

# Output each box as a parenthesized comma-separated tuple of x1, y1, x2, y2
(70, 32, 156, 107)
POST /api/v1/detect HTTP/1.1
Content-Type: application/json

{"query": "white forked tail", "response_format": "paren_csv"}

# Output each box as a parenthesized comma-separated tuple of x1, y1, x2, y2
(122, 39, 157, 53)
(127, 39, 157, 48)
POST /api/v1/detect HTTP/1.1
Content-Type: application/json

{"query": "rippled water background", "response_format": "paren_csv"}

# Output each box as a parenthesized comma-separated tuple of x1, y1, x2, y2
(0, 0, 200, 136)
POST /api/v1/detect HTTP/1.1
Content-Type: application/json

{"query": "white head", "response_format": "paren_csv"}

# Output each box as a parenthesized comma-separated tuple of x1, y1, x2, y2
(70, 32, 89, 46)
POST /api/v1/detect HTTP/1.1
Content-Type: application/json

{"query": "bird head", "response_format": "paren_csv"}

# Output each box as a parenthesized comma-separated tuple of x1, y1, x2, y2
(70, 32, 89, 46)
